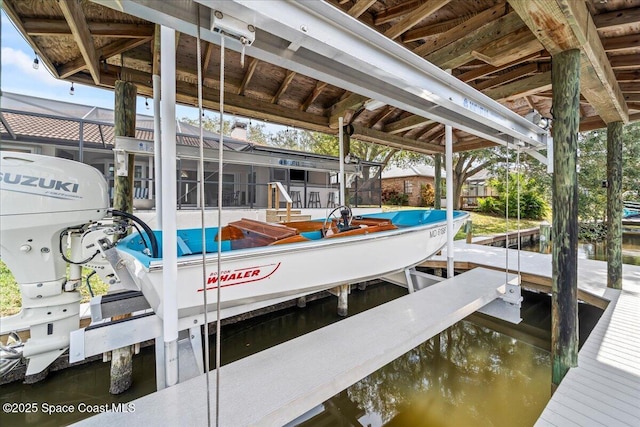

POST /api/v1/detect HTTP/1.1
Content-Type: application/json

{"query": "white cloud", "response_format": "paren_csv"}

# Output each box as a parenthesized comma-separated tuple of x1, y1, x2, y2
(1, 46, 67, 89)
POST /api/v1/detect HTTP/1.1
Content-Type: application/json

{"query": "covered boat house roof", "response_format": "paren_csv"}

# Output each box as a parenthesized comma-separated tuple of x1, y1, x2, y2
(3, 0, 638, 156)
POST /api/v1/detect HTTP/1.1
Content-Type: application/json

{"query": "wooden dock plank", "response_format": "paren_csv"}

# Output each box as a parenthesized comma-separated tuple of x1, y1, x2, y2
(560, 381, 639, 422)
(537, 407, 582, 427)
(76, 268, 516, 426)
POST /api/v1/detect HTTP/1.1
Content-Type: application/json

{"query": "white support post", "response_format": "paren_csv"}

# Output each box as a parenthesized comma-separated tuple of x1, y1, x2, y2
(160, 25, 178, 387)
(153, 74, 163, 227)
(446, 124, 454, 278)
(338, 116, 345, 205)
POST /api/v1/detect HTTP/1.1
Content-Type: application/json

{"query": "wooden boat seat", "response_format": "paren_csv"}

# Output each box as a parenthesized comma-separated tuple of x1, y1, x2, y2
(228, 218, 299, 242)
(325, 222, 398, 238)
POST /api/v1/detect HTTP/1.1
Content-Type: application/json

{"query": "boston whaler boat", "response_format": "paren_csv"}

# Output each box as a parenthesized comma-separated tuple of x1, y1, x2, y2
(0, 153, 468, 377)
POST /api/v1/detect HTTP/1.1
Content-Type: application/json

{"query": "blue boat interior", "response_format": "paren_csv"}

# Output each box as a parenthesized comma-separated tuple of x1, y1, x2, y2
(117, 209, 467, 268)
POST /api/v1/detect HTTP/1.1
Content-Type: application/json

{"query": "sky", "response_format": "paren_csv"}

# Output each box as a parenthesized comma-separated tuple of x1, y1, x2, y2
(0, 10, 280, 129)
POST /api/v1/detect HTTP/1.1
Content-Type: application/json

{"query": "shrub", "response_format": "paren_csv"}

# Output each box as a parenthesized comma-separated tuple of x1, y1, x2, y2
(477, 197, 501, 215)
(483, 173, 549, 219)
(382, 189, 408, 205)
(420, 183, 435, 207)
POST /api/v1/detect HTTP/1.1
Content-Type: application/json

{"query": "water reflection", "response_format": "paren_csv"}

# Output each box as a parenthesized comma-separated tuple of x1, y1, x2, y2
(2, 283, 596, 427)
(297, 321, 550, 427)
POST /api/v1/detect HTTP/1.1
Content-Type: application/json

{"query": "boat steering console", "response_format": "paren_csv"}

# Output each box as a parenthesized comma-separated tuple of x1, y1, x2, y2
(322, 205, 359, 236)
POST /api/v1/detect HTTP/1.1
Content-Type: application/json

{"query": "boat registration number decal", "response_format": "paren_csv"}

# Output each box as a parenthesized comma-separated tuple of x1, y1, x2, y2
(198, 262, 281, 291)
(429, 226, 446, 238)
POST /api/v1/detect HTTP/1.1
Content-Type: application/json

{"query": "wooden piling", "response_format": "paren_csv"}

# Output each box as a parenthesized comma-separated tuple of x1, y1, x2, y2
(465, 219, 473, 244)
(539, 221, 551, 253)
(110, 80, 137, 395)
(342, 126, 351, 205)
(607, 121, 623, 290)
(551, 49, 580, 388)
(434, 154, 442, 209)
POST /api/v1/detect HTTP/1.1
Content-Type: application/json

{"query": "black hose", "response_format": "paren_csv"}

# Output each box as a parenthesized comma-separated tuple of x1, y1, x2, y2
(110, 209, 159, 258)
(85, 270, 96, 297)
(129, 222, 150, 253)
(59, 229, 100, 265)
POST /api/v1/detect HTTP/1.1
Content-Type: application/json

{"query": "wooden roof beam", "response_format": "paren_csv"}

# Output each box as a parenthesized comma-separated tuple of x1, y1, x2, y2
(483, 71, 552, 102)
(23, 18, 153, 38)
(367, 106, 396, 128)
(78, 66, 330, 132)
(384, 0, 451, 40)
(329, 94, 368, 128)
(383, 115, 433, 134)
(374, 0, 421, 25)
(272, 71, 296, 104)
(348, 0, 377, 18)
(610, 54, 640, 70)
(426, 11, 525, 69)
(620, 82, 640, 93)
(413, 3, 508, 57)
(59, 0, 100, 85)
(594, 7, 640, 32)
(300, 81, 328, 112)
(152, 24, 160, 76)
(470, 27, 543, 67)
(202, 42, 214, 77)
(237, 58, 259, 96)
(58, 37, 152, 79)
(473, 63, 539, 91)
(416, 122, 443, 141)
(602, 34, 640, 54)
(507, 0, 628, 123)
(351, 125, 445, 155)
(456, 52, 541, 83)
(1, 0, 60, 78)
(403, 15, 467, 43)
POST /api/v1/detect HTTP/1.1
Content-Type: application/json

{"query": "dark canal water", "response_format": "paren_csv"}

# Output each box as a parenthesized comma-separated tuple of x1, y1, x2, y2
(577, 230, 640, 265)
(0, 281, 603, 427)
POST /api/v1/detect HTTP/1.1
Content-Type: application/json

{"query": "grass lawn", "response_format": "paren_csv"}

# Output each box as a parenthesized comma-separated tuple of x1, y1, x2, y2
(0, 210, 546, 316)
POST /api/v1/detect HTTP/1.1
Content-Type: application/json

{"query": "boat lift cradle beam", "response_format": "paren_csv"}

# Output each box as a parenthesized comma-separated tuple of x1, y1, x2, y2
(92, 0, 550, 160)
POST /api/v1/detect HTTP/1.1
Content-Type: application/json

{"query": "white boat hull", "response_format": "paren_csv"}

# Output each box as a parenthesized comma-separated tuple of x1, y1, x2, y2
(118, 214, 467, 322)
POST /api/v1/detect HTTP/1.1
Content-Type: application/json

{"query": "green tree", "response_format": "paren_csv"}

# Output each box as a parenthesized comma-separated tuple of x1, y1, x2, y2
(449, 148, 501, 209)
(480, 172, 549, 219)
(577, 121, 640, 221)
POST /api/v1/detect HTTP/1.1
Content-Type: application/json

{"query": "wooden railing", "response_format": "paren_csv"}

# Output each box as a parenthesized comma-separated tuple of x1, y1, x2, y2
(267, 182, 292, 222)
(460, 195, 497, 210)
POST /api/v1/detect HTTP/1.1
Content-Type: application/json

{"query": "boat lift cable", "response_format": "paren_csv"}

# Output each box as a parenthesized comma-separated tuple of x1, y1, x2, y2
(196, 9, 213, 426)
(215, 34, 225, 427)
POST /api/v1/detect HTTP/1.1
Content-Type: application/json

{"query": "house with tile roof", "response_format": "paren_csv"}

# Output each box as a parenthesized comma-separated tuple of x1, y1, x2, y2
(0, 92, 383, 209)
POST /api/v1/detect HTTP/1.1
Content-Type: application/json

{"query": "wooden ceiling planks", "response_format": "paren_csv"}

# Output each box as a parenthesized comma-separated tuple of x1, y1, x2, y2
(2, 0, 639, 156)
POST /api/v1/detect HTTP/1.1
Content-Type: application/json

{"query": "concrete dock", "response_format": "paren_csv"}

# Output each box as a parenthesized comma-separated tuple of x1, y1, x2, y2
(76, 267, 516, 426)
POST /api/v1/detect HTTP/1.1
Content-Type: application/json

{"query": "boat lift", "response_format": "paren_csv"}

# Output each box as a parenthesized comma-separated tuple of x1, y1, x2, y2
(83, 0, 539, 390)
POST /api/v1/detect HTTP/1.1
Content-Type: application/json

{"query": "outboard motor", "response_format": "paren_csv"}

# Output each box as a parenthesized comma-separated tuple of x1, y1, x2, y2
(0, 153, 109, 376)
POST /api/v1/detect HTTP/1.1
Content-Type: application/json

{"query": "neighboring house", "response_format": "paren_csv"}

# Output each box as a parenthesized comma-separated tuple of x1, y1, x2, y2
(381, 164, 495, 208)
(462, 169, 498, 209)
(0, 92, 382, 209)
(381, 165, 439, 206)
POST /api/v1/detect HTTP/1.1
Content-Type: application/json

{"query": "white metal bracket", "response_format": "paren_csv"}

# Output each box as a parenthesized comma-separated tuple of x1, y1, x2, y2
(477, 274, 523, 324)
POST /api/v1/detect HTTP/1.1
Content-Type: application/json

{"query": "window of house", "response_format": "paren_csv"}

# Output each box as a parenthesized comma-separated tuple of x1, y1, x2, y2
(290, 169, 306, 181)
(404, 181, 413, 194)
(273, 168, 286, 181)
